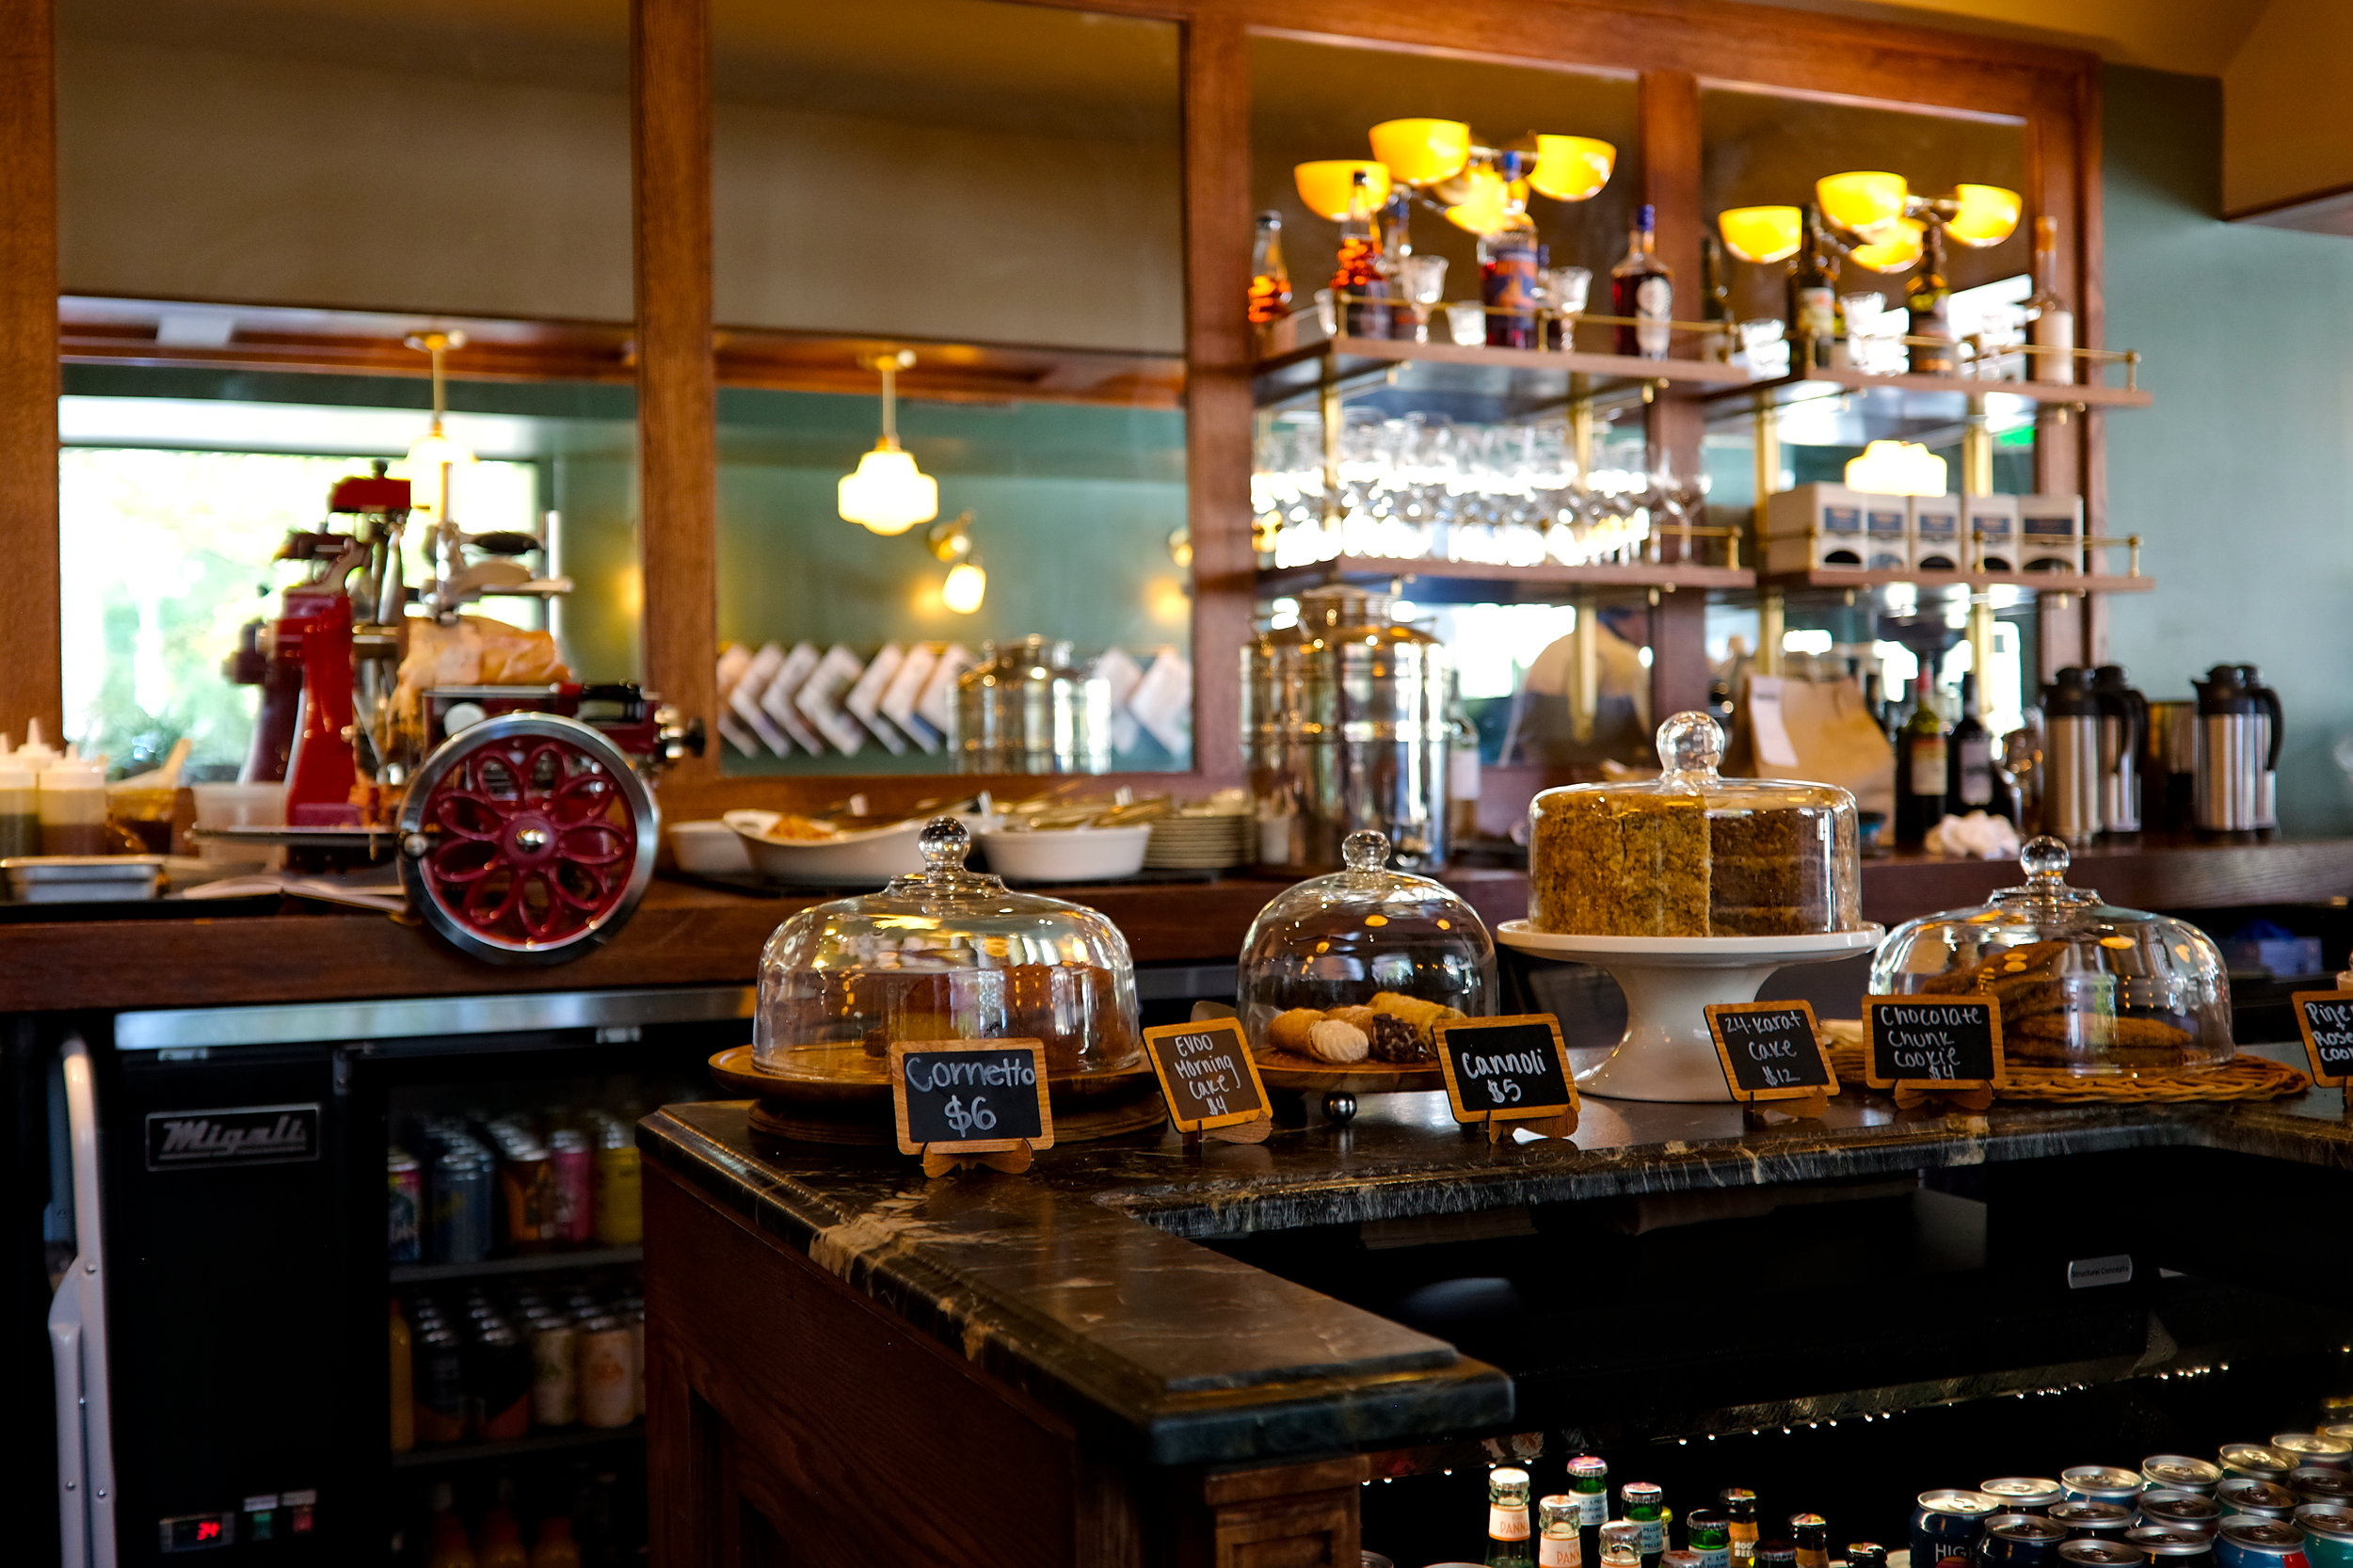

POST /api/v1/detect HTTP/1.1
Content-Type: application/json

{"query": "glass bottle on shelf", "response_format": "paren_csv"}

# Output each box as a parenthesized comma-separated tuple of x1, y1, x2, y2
(1906, 224, 1955, 374)
(1786, 206, 1839, 362)
(1248, 210, 1292, 327)
(1481, 153, 1544, 350)
(1624, 1482, 1667, 1568)
(1687, 1512, 1731, 1568)
(1897, 668, 1950, 843)
(1489, 1467, 1536, 1568)
(2025, 214, 2073, 385)
(1571, 1456, 1611, 1568)
(1611, 203, 1673, 359)
(1540, 1496, 1584, 1568)
(1601, 1522, 1646, 1568)
(1721, 1491, 1760, 1568)
(1789, 1515, 1831, 1568)
(1332, 168, 1394, 340)
(1947, 670, 1999, 818)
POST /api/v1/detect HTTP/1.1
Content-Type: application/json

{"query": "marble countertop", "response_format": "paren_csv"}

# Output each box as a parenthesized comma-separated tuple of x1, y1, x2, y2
(640, 1055, 2353, 1467)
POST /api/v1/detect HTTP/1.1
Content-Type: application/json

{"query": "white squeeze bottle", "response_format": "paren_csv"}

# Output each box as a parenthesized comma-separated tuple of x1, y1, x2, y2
(39, 744, 111, 856)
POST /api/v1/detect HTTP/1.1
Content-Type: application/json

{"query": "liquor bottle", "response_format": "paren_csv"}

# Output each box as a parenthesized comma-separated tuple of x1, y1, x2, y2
(1906, 224, 1954, 374)
(1686, 1510, 1732, 1568)
(1570, 1454, 1611, 1568)
(1789, 1515, 1831, 1568)
(2025, 214, 2073, 385)
(1897, 669, 1950, 843)
(1703, 232, 1734, 330)
(1787, 206, 1839, 361)
(1332, 169, 1394, 340)
(1611, 204, 1673, 360)
(1248, 211, 1292, 327)
(1947, 671, 1996, 816)
(1540, 1496, 1584, 1568)
(1481, 156, 1544, 350)
(1623, 1482, 1666, 1568)
(1489, 1467, 1537, 1568)
(1720, 1489, 1760, 1568)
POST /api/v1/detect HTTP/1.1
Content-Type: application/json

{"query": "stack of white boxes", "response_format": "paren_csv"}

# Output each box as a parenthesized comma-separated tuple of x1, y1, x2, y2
(1761, 485, 2088, 576)
(1762, 483, 1919, 573)
(2018, 493, 2086, 572)
(1964, 493, 2019, 571)
(1910, 494, 1963, 570)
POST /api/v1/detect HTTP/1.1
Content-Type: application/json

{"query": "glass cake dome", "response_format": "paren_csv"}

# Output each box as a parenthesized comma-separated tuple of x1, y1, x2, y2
(753, 817, 1141, 1080)
(1237, 829, 1495, 1064)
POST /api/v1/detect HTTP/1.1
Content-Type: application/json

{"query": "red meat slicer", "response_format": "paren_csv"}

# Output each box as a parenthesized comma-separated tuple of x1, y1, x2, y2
(223, 467, 703, 963)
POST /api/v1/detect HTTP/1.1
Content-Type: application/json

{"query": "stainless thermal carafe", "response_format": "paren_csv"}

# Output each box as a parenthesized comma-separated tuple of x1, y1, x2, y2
(2092, 664, 2147, 836)
(2193, 663, 2282, 834)
(2039, 666, 2103, 845)
(1244, 585, 1450, 872)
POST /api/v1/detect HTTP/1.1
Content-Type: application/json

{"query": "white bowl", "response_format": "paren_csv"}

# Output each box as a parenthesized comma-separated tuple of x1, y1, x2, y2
(975, 824, 1151, 884)
(668, 820, 754, 876)
(724, 809, 930, 886)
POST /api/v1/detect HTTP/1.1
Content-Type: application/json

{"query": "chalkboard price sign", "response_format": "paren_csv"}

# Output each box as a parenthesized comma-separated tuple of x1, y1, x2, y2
(1864, 997, 2007, 1090)
(888, 1038, 1055, 1158)
(2292, 991, 2353, 1088)
(1433, 1014, 1577, 1139)
(1142, 1018, 1272, 1138)
(1705, 1001, 1836, 1103)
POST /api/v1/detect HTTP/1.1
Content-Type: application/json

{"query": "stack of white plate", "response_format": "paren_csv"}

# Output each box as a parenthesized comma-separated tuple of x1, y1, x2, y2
(1144, 809, 1253, 871)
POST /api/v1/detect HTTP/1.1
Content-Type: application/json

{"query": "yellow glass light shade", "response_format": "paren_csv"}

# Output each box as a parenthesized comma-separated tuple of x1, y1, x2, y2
(1368, 120, 1470, 186)
(1947, 183, 2023, 248)
(1817, 170, 1910, 237)
(838, 441, 938, 535)
(1846, 440, 1948, 496)
(1528, 136, 1615, 201)
(1718, 205, 1803, 264)
(1293, 160, 1392, 221)
(401, 426, 474, 516)
(941, 560, 986, 615)
(1849, 216, 1926, 274)
(1443, 166, 1517, 236)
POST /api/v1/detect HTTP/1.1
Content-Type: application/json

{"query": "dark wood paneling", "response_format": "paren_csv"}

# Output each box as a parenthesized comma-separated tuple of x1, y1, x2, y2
(0, 0, 61, 743)
(634, 0, 721, 786)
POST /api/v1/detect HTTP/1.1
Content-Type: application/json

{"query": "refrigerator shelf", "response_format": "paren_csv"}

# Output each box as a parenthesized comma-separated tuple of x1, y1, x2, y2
(391, 1245, 644, 1286)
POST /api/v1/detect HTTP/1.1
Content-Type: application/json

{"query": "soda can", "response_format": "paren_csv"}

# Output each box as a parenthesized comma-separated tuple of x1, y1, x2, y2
(2294, 1475, 2353, 1510)
(429, 1147, 492, 1265)
(595, 1121, 643, 1246)
(1989, 1482, 2071, 1515)
(531, 1319, 578, 1428)
(388, 1150, 424, 1264)
(2127, 1528, 2214, 1565)
(1848, 1546, 1888, 1568)
(2212, 1519, 2307, 1568)
(414, 1327, 469, 1446)
(2321, 1428, 2353, 1451)
(2278, 1438, 2353, 1475)
(2226, 1448, 2300, 1486)
(2053, 1504, 2137, 1540)
(549, 1128, 595, 1245)
(1983, 1515, 2070, 1568)
(2147, 1461, 2227, 1497)
(2057, 1543, 2146, 1568)
(2218, 1483, 2302, 1523)
(2068, 1471, 2150, 1507)
(579, 1315, 635, 1430)
(2296, 1507, 2353, 1568)
(2141, 1495, 2224, 1536)
(499, 1139, 552, 1251)
(470, 1324, 533, 1441)
(1915, 1492, 2004, 1567)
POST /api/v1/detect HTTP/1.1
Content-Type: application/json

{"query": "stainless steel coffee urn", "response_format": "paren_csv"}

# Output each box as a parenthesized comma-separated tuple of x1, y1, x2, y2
(1244, 585, 1450, 872)
(2193, 663, 2281, 835)
(951, 635, 1113, 775)
(2092, 664, 2147, 836)
(2039, 666, 2103, 845)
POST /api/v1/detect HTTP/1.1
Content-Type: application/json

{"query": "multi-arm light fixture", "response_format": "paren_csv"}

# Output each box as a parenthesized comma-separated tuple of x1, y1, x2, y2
(1294, 118, 1615, 239)
(1717, 173, 2021, 274)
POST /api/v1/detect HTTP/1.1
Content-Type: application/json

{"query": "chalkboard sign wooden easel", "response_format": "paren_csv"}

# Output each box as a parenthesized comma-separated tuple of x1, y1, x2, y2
(1705, 1000, 1836, 1117)
(2292, 991, 2353, 1090)
(888, 1038, 1056, 1176)
(1433, 1014, 1578, 1142)
(1863, 997, 2006, 1111)
(1142, 1018, 1273, 1144)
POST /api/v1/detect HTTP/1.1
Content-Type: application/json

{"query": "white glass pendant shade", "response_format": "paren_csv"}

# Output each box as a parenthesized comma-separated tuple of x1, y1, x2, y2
(839, 441, 938, 535)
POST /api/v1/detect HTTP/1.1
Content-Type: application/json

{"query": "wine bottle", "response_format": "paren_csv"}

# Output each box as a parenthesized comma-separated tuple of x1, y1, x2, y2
(1947, 671, 1995, 815)
(1897, 670, 1949, 843)
(1247, 210, 1292, 327)
(1786, 205, 1839, 362)
(1610, 203, 1673, 360)
(1332, 169, 1393, 340)
(1905, 225, 1954, 375)
(2025, 215, 2073, 385)
(1481, 153, 1543, 350)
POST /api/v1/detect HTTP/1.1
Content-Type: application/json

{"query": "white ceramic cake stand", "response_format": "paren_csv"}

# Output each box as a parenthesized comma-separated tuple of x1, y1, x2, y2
(1497, 922, 1884, 1103)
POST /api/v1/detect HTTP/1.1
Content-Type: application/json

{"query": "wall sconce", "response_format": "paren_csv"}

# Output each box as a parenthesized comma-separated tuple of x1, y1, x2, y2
(401, 329, 473, 520)
(1294, 119, 1614, 242)
(1719, 175, 2019, 289)
(838, 349, 937, 536)
(928, 511, 984, 615)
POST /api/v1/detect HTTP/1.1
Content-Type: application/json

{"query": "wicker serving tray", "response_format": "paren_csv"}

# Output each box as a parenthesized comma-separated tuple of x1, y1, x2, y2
(1819, 1023, 2309, 1104)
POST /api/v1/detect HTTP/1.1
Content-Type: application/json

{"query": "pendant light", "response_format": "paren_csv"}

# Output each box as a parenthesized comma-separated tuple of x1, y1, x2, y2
(401, 329, 473, 520)
(839, 349, 938, 535)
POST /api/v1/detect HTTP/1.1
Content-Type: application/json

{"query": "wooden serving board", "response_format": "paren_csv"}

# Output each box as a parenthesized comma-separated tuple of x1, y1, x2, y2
(1252, 1049, 1446, 1094)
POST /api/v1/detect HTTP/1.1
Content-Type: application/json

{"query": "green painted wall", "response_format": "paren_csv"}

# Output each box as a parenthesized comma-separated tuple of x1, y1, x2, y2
(2103, 66, 2353, 835)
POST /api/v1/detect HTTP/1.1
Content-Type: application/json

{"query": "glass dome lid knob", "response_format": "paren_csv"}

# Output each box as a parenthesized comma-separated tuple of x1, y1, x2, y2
(1657, 710, 1724, 781)
(919, 815, 972, 869)
(1341, 829, 1390, 872)
(2020, 834, 2071, 884)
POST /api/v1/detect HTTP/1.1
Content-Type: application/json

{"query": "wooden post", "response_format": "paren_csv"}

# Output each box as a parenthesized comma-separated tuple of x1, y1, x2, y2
(1641, 68, 1712, 721)
(1182, 15, 1255, 785)
(632, 0, 720, 787)
(0, 0, 62, 743)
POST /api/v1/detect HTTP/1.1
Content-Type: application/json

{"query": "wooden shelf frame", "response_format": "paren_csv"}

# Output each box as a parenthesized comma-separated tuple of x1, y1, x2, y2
(1259, 555, 1753, 603)
(0, 0, 2116, 817)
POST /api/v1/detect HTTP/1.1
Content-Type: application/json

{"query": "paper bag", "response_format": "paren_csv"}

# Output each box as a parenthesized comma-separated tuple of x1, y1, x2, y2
(1725, 671, 1894, 819)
